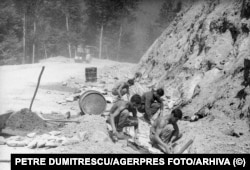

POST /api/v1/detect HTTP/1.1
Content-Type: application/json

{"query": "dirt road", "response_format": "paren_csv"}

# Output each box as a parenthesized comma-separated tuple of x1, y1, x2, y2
(0, 57, 139, 170)
(0, 57, 135, 114)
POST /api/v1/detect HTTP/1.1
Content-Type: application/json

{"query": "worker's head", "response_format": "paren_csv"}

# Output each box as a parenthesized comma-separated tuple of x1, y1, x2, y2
(154, 88, 164, 98)
(171, 108, 183, 123)
(130, 94, 141, 108)
(134, 72, 142, 82)
(127, 79, 135, 86)
(135, 72, 142, 78)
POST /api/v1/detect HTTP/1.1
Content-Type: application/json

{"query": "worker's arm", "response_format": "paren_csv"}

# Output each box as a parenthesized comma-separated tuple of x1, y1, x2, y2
(155, 96, 164, 110)
(171, 122, 180, 143)
(127, 87, 130, 101)
(110, 105, 125, 135)
(131, 108, 138, 142)
(117, 83, 125, 98)
(155, 96, 164, 117)
(145, 94, 153, 117)
(154, 120, 172, 154)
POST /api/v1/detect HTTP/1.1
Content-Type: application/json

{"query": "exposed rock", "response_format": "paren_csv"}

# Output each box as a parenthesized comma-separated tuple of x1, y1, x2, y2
(65, 97, 75, 102)
(222, 128, 240, 138)
(62, 137, 80, 146)
(27, 132, 37, 138)
(74, 89, 81, 94)
(40, 133, 51, 139)
(36, 139, 46, 148)
(7, 140, 27, 147)
(45, 141, 59, 148)
(49, 131, 61, 136)
(0, 136, 6, 145)
(27, 140, 38, 149)
(136, 0, 250, 119)
(56, 100, 65, 104)
(7, 136, 25, 141)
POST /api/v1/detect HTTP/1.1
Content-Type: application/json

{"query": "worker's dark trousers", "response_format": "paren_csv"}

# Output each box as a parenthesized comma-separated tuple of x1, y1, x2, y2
(138, 102, 161, 120)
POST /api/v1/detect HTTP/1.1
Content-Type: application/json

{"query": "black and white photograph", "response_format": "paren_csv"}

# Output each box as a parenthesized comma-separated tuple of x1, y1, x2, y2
(0, 0, 250, 169)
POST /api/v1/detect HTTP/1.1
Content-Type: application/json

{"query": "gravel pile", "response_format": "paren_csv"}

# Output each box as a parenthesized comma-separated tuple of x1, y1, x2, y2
(6, 108, 51, 132)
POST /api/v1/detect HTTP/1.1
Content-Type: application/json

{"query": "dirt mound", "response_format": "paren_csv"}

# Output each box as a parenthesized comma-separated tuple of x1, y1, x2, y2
(6, 108, 52, 132)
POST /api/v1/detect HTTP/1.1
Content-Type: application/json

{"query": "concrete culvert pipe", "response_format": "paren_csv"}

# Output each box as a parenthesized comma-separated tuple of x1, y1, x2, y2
(79, 90, 107, 115)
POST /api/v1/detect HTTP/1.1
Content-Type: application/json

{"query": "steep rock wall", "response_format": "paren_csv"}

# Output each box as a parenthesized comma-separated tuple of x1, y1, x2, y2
(137, 0, 250, 119)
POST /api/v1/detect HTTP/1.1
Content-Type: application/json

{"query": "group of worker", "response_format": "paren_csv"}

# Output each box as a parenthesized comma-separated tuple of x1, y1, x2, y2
(106, 72, 183, 154)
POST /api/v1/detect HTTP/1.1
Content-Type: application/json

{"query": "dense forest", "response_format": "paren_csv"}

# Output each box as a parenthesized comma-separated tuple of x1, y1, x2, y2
(0, 0, 182, 65)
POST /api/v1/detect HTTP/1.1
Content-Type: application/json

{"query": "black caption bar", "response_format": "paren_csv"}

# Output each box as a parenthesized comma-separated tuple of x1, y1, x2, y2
(10, 154, 250, 170)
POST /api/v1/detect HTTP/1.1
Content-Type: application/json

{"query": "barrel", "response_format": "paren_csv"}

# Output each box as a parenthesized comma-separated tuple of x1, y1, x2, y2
(79, 90, 107, 115)
(85, 67, 97, 82)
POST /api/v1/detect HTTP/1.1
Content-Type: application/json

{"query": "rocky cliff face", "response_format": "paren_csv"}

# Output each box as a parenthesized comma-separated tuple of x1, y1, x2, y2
(137, 0, 250, 121)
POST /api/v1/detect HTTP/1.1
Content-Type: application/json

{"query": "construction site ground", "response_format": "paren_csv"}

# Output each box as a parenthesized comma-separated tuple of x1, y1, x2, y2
(0, 57, 250, 170)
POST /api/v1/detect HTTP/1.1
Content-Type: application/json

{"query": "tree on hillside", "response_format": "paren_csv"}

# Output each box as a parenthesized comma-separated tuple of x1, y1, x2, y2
(53, 0, 79, 58)
(12, 0, 32, 63)
(84, 0, 140, 60)
(1, 0, 168, 64)
(0, 0, 22, 65)
(28, 0, 44, 64)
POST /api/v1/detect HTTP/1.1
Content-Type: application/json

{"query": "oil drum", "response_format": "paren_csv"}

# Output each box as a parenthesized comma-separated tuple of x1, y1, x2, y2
(85, 67, 97, 82)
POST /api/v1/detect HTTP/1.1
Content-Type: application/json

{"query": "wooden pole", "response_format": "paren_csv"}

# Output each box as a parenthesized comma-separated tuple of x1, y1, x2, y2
(44, 119, 80, 123)
(176, 139, 194, 154)
(29, 66, 45, 111)
(0, 159, 10, 163)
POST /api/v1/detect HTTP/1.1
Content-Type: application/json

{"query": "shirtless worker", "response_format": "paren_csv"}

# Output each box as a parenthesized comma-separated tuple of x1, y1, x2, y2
(112, 79, 134, 101)
(106, 94, 141, 141)
(133, 72, 142, 82)
(138, 88, 164, 124)
(150, 108, 183, 154)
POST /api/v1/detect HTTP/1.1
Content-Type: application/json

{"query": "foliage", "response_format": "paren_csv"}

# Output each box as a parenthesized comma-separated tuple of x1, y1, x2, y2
(0, 0, 179, 64)
(156, 0, 182, 29)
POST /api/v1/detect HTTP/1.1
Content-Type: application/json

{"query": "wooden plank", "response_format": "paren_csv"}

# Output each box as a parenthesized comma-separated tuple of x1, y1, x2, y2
(44, 119, 80, 123)
(176, 139, 194, 154)
(127, 140, 151, 154)
(0, 159, 11, 163)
